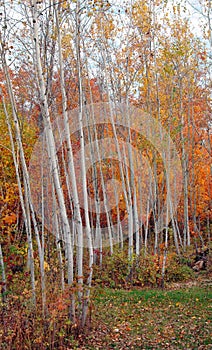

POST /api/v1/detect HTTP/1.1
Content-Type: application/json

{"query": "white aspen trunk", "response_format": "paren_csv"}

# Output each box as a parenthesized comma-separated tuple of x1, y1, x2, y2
(82, 47, 104, 264)
(54, 1, 82, 267)
(169, 153, 181, 254)
(177, 78, 190, 248)
(0, 41, 44, 260)
(31, 0, 77, 315)
(143, 51, 159, 256)
(90, 110, 114, 256)
(0, 243, 7, 303)
(152, 157, 159, 255)
(75, 0, 93, 326)
(163, 127, 180, 264)
(52, 183, 65, 291)
(174, 217, 183, 248)
(136, 155, 144, 250)
(154, 43, 180, 256)
(75, 1, 84, 293)
(31, 0, 73, 272)
(104, 105, 131, 257)
(40, 145, 45, 276)
(122, 143, 134, 259)
(84, 121, 102, 262)
(99, 19, 134, 257)
(189, 92, 204, 248)
(23, 176, 37, 301)
(168, 75, 182, 252)
(0, 87, 36, 305)
(126, 112, 140, 256)
(124, 19, 140, 256)
(144, 197, 150, 255)
(161, 207, 169, 289)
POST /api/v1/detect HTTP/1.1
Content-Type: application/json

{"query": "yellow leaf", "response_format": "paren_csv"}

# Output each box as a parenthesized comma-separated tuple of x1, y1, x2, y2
(44, 261, 50, 271)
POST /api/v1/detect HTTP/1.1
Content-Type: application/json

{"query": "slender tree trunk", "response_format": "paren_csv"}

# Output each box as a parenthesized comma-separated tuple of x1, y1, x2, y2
(0, 244, 7, 303)
(179, 79, 190, 248)
(0, 84, 36, 305)
(75, 0, 94, 326)
(31, 0, 74, 314)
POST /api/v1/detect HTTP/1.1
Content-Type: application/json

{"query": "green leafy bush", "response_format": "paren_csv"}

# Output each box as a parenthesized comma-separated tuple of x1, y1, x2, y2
(93, 249, 195, 288)
(165, 257, 195, 282)
(93, 250, 132, 288)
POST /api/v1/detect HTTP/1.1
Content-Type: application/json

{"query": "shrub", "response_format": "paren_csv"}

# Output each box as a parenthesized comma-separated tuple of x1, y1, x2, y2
(93, 249, 195, 288)
(93, 250, 132, 288)
(165, 255, 195, 282)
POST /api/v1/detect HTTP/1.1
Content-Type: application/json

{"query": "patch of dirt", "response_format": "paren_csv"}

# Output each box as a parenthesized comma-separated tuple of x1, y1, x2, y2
(166, 271, 212, 290)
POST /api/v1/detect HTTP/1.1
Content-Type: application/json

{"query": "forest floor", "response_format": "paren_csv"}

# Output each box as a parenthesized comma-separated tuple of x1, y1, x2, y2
(78, 272, 212, 350)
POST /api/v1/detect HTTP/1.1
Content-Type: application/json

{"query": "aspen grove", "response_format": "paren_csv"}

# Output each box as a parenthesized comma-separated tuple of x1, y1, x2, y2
(0, 0, 211, 347)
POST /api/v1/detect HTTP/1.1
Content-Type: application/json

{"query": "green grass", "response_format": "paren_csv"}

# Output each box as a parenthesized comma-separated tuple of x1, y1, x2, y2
(83, 286, 212, 349)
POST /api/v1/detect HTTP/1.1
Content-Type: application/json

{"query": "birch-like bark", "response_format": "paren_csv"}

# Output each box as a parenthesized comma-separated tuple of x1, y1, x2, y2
(30, 0, 75, 316)
(75, 1, 94, 326)
(52, 185, 65, 291)
(0, 243, 6, 303)
(0, 85, 36, 304)
(1, 55, 45, 310)
(179, 79, 190, 247)
(100, 43, 133, 258)
(124, 15, 140, 257)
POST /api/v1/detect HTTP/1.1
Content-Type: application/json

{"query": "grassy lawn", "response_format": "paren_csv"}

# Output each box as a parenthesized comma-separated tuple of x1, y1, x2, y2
(80, 285, 212, 349)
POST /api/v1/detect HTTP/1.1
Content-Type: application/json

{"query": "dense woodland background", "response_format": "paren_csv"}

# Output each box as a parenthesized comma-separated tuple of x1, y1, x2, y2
(0, 0, 211, 348)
